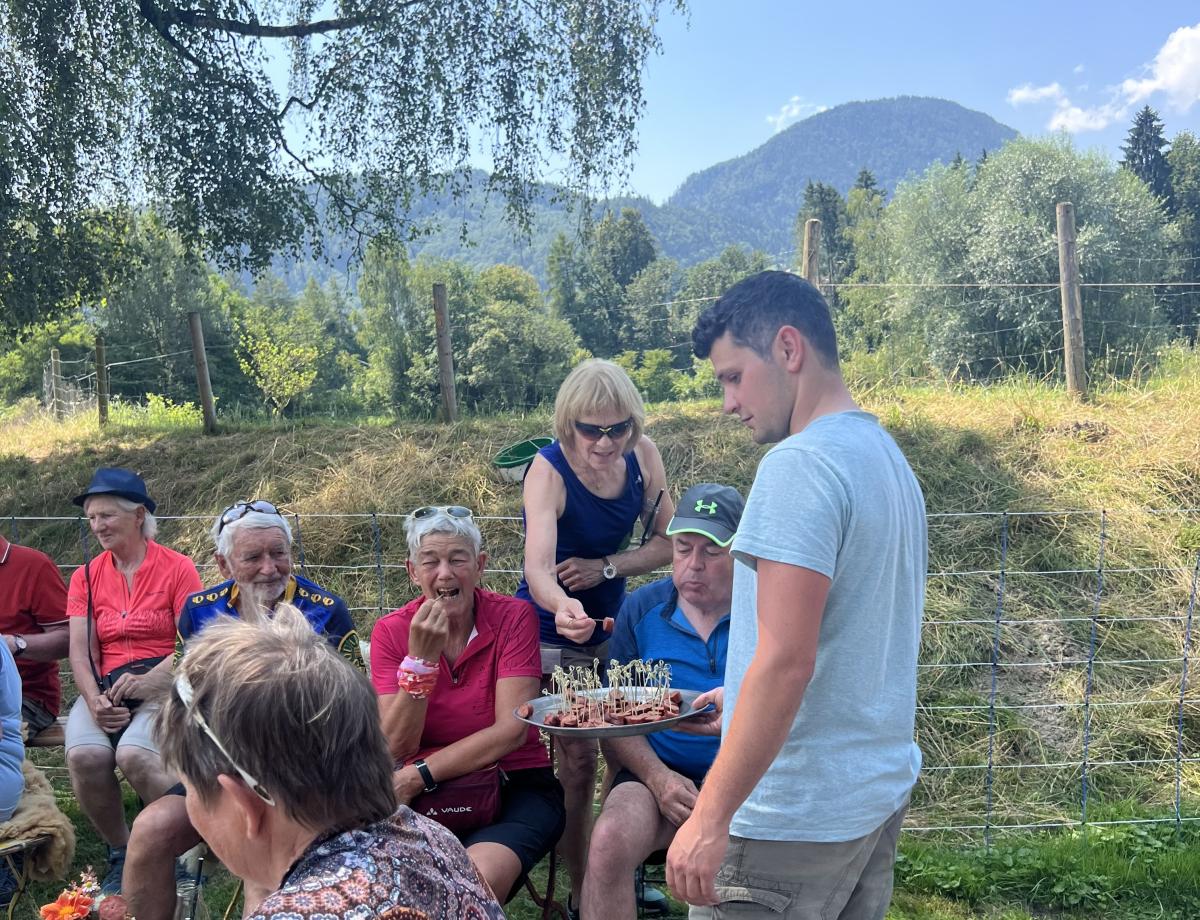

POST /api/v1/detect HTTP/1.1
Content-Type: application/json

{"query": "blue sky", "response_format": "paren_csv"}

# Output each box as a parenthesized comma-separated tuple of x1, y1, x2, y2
(620, 2, 1200, 203)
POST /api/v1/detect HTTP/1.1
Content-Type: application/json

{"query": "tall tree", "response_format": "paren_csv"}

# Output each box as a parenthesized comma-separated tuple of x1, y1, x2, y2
(547, 233, 582, 320)
(795, 181, 853, 304)
(1, 0, 683, 329)
(674, 246, 770, 344)
(559, 208, 659, 355)
(1167, 131, 1200, 341)
(1121, 106, 1173, 210)
(877, 136, 1170, 378)
(853, 168, 882, 195)
(589, 208, 658, 289)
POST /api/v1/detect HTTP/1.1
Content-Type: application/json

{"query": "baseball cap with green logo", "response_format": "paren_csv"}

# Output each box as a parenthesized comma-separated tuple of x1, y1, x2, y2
(665, 483, 746, 548)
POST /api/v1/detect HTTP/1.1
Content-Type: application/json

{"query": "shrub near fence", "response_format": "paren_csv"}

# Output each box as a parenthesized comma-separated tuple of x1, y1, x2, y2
(9, 503, 1199, 843)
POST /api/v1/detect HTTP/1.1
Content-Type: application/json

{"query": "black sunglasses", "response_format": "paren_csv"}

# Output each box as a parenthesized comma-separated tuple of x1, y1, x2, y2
(217, 500, 283, 534)
(411, 505, 474, 520)
(574, 418, 634, 442)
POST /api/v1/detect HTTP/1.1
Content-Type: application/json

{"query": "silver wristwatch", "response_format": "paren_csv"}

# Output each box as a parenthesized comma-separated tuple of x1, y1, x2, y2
(602, 557, 618, 580)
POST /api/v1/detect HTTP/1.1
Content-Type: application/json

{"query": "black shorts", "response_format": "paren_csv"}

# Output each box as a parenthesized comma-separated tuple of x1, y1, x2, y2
(21, 698, 56, 735)
(611, 767, 706, 791)
(460, 767, 565, 901)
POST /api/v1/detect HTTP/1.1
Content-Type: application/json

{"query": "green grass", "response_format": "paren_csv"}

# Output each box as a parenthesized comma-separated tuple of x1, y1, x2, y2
(21, 783, 1200, 920)
(6, 352, 1200, 916)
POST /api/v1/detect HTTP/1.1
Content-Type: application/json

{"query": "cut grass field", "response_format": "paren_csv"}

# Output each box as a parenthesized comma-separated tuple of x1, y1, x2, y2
(4, 348, 1200, 917)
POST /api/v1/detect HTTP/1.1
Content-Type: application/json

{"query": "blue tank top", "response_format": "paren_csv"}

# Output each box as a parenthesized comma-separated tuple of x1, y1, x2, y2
(516, 440, 645, 647)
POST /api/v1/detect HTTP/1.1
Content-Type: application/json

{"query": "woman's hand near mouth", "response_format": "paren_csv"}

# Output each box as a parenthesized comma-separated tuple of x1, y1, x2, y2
(409, 596, 450, 661)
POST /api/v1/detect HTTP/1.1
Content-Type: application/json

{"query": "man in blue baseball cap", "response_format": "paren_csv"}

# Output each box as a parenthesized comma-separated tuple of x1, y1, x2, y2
(580, 482, 744, 920)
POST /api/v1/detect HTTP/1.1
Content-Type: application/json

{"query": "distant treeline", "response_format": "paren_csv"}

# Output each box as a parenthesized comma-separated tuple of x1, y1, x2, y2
(3, 111, 1198, 417)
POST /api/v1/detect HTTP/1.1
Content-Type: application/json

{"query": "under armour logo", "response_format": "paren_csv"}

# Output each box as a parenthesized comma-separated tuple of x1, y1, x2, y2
(694, 500, 718, 515)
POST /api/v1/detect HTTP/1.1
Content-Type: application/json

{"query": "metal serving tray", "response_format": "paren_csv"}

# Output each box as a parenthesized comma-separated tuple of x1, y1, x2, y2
(514, 687, 712, 739)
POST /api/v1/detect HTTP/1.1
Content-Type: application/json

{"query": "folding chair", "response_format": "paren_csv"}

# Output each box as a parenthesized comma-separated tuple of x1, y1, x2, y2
(0, 835, 49, 920)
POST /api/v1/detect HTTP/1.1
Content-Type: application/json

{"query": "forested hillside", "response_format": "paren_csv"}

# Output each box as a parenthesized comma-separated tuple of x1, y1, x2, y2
(272, 97, 1019, 288)
(668, 96, 1018, 254)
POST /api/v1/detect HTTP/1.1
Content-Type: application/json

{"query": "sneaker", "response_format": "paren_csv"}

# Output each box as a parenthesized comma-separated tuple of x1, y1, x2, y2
(101, 846, 127, 896)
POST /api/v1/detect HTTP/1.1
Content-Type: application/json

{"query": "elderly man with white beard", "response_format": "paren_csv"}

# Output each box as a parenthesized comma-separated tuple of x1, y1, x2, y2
(122, 499, 362, 920)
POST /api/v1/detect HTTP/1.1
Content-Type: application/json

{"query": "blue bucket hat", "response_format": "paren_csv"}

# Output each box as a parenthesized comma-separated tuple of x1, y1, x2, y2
(73, 467, 157, 514)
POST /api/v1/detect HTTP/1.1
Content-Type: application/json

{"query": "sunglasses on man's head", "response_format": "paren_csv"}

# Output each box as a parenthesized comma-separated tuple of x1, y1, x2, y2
(574, 418, 634, 442)
(217, 500, 282, 535)
(410, 505, 474, 520)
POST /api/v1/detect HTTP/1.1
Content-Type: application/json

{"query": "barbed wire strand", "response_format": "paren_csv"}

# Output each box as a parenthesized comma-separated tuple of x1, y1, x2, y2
(1176, 549, 1200, 829)
(984, 512, 1008, 847)
(1080, 511, 1107, 829)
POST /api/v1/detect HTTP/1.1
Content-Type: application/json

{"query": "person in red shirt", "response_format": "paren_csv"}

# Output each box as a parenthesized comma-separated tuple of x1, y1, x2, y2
(370, 504, 565, 904)
(65, 468, 201, 896)
(0, 535, 69, 733)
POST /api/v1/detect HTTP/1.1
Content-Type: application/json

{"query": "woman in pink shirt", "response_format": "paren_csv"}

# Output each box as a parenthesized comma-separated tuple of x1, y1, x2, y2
(65, 468, 201, 896)
(370, 505, 565, 904)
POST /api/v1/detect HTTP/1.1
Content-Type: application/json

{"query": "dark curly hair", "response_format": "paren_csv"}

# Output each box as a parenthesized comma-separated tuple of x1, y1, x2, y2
(692, 271, 839, 369)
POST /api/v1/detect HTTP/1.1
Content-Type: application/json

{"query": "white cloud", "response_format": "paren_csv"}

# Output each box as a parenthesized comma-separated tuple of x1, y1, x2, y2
(1048, 101, 1124, 132)
(1004, 21, 1200, 134)
(1007, 82, 1065, 106)
(765, 96, 829, 132)
(1119, 22, 1200, 111)
(1073, 64, 1086, 75)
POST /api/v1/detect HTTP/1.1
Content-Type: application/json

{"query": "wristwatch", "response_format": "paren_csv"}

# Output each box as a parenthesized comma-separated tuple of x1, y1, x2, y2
(413, 758, 438, 793)
(602, 557, 618, 580)
(10, 636, 26, 658)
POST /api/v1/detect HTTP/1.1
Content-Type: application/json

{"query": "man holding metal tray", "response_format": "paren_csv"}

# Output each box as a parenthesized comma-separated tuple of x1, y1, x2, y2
(577, 483, 744, 919)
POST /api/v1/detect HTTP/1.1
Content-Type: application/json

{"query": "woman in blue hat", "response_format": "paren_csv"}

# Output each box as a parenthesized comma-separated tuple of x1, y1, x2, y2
(64, 467, 201, 896)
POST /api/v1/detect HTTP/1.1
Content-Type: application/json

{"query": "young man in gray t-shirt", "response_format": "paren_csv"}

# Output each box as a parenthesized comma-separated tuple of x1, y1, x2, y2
(666, 270, 927, 920)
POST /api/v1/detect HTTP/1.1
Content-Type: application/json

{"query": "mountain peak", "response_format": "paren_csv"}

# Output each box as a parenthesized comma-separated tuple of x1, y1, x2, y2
(662, 96, 1017, 253)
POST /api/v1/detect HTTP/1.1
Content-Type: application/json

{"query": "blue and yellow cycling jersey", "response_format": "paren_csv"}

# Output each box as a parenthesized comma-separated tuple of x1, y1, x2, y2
(177, 574, 363, 669)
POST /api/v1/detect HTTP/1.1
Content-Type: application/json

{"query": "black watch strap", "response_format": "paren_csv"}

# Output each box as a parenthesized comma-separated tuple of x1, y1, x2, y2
(413, 758, 438, 792)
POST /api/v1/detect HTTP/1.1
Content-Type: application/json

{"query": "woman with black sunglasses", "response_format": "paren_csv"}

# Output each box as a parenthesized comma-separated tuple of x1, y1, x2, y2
(515, 358, 675, 913)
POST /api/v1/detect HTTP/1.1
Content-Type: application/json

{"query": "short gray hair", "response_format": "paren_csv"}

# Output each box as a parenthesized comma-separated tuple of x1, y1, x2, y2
(404, 509, 483, 559)
(156, 605, 396, 831)
(83, 495, 158, 540)
(212, 511, 293, 557)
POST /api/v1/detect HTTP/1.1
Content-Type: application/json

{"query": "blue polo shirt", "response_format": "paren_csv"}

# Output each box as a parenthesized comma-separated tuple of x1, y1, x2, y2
(177, 574, 363, 669)
(609, 576, 728, 783)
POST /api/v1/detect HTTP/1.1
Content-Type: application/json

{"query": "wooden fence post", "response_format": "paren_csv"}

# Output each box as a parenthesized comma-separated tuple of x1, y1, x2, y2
(1056, 202, 1087, 398)
(801, 218, 822, 286)
(187, 312, 219, 434)
(433, 283, 459, 423)
(50, 348, 64, 419)
(95, 335, 109, 426)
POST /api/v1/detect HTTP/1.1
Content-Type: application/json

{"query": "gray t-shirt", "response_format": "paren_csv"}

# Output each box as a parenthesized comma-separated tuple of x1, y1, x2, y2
(725, 410, 926, 842)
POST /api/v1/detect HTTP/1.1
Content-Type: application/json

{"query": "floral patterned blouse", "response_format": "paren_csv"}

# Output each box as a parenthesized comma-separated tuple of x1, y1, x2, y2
(247, 808, 504, 920)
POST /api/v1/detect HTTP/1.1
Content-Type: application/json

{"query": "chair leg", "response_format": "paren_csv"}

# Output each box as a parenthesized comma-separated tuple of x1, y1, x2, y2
(3, 849, 29, 920)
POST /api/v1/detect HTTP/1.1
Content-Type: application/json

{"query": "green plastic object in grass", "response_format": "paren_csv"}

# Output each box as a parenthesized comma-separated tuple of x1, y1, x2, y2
(493, 437, 553, 483)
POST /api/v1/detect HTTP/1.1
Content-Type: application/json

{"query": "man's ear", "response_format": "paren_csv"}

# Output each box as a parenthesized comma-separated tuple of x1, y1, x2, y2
(776, 326, 807, 373)
(215, 552, 233, 580)
(217, 773, 269, 840)
(405, 558, 419, 585)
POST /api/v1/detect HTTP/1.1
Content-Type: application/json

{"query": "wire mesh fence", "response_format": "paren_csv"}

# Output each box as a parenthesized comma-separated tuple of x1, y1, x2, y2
(32, 278, 1200, 421)
(9, 506, 1200, 841)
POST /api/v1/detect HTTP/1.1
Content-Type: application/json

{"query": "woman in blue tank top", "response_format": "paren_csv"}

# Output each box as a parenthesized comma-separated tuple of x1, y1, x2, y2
(516, 359, 674, 910)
